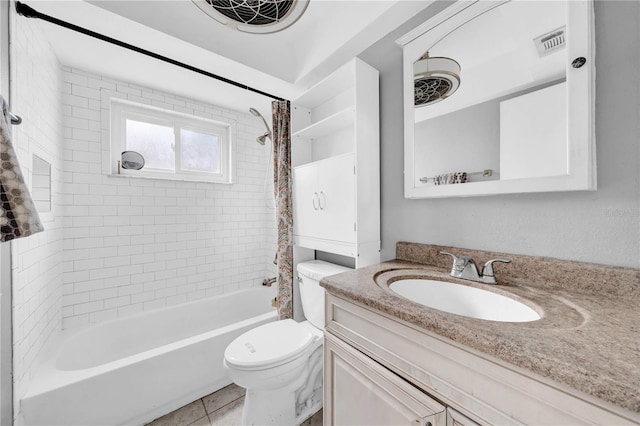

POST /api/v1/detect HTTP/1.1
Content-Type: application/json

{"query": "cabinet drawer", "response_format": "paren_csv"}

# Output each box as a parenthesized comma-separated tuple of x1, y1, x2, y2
(324, 332, 446, 426)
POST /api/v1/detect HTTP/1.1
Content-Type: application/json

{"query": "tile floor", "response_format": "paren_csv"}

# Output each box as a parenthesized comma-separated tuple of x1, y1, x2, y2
(147, 384, 323, 426)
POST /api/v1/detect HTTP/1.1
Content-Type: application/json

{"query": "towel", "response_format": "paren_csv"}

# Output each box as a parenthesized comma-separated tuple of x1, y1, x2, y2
(434, 172, 468, 185)
(0, 96, 44, 241)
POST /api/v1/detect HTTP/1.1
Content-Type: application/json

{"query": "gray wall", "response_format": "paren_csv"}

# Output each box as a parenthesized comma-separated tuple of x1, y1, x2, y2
(360, 1, 640, 268)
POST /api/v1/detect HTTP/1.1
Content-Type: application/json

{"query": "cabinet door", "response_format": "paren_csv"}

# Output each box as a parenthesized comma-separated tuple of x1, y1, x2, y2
(324, 333, 446, 426)
(318, 154, 355, 244)
(293, 163, 320, 239)
(446, 408, 481, 426)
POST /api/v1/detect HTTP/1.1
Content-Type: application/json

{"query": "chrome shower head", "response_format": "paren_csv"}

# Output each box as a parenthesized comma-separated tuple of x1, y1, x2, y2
(249, 107, 272, 144)
(257, 132, 270, 145)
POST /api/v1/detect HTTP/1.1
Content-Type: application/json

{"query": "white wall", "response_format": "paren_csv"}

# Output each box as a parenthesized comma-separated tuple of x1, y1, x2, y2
(60, 67, 277, 329)
(414, 100, 500, 183)
(360, 0, 640, 269)
(10, 11, 64, 421)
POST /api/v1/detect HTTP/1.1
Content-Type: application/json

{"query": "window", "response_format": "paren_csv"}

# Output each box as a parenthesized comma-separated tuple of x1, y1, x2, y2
(110, 101, 232, 183)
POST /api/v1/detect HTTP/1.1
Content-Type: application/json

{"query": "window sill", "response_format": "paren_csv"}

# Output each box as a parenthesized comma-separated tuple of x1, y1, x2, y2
(107, 173, 232, 185)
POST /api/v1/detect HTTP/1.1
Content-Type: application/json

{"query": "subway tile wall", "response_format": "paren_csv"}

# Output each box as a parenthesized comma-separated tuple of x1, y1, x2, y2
(60, 67, 277, 329)
(11, 13, 64, 420)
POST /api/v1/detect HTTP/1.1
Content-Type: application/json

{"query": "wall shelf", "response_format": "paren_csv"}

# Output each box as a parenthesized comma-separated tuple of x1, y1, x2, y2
(292, 107, 355, 140)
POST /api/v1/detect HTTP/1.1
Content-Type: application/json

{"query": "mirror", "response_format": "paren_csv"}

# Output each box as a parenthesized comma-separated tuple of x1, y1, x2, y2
(397, 0, 595, 198)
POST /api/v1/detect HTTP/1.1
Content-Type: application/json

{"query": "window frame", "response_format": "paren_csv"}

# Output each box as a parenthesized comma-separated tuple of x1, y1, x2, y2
(110, 100, 233, 183)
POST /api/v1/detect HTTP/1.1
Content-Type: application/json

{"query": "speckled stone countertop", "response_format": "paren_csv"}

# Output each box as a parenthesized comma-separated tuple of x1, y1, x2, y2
(320, 242, 640, 416)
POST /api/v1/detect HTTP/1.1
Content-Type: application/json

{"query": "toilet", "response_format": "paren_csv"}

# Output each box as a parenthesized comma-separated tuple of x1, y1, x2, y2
(223, 260, 351, 425)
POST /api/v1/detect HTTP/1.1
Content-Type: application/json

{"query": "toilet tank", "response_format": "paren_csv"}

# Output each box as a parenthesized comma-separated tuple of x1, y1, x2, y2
(297, 260, 352, 329)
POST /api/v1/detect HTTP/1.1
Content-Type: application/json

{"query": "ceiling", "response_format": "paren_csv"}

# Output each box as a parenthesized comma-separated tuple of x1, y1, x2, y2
(26, 0, 435, 113)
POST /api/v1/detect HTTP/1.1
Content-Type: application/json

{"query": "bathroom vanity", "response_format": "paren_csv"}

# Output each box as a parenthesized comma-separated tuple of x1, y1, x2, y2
(321, 243, 640, 425)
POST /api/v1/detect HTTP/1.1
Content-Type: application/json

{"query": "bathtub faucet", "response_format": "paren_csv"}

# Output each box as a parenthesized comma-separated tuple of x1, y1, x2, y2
(262, 277, 277, 287)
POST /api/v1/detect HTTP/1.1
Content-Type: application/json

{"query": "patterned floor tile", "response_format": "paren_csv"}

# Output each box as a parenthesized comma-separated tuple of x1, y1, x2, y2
(202, 383, 246, 414)
(147, 400, 207, 426)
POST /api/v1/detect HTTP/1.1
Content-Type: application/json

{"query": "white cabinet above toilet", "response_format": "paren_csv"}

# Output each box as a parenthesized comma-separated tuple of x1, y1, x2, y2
(293, 154, 356, 250)
(291, 58, 380, 268)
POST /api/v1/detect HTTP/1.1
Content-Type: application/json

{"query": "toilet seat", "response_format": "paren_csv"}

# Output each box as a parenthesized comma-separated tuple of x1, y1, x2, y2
(224, 319, 318, 371)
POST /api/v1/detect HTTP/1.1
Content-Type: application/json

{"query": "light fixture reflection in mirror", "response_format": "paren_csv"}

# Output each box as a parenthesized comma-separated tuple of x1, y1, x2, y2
(413, 52, 461, 107)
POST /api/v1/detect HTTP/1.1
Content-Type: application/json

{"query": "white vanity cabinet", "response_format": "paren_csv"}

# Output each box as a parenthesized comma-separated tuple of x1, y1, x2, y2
(324, 332, 446, 426)
(292, 58, 380, 268)
(446, 408, 481, 426)
(324, 293, 638, 426)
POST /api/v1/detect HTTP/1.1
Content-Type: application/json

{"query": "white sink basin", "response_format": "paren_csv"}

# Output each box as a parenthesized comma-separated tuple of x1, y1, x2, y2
(389, 279, 541, 322)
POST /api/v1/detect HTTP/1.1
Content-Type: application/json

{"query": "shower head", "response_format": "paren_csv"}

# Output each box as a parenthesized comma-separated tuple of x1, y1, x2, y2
(257, 132, 270, 145)
(249, 107, 272, 145)
(413, 52, 461, 107)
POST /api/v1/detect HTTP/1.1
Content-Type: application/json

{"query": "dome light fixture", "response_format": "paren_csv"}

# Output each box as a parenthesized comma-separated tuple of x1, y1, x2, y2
(413, 52, 461, 107)
(192, 0, 310, 34)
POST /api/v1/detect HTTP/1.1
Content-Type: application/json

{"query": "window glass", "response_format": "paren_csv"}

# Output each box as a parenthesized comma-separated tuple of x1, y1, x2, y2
(125, 119, 175, 171)
(111, 101, 231, 183)
(180, 128, 220, 173)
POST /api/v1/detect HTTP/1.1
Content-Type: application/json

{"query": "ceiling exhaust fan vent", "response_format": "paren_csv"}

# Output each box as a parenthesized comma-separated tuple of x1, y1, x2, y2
(192, 0, 309, 34)
(413, 54, 461, 107)
(534, 27, 566, 57)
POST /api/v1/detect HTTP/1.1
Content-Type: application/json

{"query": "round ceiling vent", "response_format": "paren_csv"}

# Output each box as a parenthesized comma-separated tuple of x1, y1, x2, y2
(192, 0, 310, 34)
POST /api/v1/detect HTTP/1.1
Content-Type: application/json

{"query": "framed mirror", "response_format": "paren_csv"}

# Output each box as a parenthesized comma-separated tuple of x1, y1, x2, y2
(397, 0, 595, 198)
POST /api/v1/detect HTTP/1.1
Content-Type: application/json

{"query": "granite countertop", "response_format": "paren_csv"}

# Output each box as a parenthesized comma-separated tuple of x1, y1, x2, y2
(320, 242, 640, 416)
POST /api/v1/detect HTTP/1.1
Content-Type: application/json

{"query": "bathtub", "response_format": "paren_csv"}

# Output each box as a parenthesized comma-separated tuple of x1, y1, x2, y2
(21, 286, 277, 425)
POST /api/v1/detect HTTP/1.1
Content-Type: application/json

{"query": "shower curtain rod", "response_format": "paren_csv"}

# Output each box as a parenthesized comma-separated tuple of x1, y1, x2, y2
(15, 1, 286, 102)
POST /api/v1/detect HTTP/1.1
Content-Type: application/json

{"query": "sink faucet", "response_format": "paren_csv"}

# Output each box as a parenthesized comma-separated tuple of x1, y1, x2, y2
(439, 251, 511, 285)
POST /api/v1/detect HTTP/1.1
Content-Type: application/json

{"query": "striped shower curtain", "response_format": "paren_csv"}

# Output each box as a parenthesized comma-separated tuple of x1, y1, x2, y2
(272, 100, 293, 320)
(0, 96, 43, 242)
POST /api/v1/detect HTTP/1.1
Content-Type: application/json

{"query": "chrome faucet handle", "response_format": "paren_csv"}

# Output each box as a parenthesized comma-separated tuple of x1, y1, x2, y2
(439, 251, 460, 274)
(481, 258, 512, 284)
(439, 250, 456, 259)
(439, 251, 479, 279)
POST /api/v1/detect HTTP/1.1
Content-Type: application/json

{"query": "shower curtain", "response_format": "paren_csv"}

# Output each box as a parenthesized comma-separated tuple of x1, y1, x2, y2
(0, 96, 43, 242)
(272, 100, 293, 320)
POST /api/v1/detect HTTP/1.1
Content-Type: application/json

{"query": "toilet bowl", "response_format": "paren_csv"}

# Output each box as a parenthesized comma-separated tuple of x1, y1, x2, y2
(223, 260, 351, 425)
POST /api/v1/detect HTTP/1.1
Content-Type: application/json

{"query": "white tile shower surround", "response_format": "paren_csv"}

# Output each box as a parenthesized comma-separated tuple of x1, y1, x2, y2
(60, 67, 277, 329)
(12, 13, 65, 417)
(146, 384, 323, 426)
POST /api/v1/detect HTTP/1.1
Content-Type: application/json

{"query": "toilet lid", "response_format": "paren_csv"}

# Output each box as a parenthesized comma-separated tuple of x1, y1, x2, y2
(224, 319, 316, 371)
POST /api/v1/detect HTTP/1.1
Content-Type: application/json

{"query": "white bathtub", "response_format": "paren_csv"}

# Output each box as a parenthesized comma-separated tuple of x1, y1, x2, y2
(21, 286, 277, 425)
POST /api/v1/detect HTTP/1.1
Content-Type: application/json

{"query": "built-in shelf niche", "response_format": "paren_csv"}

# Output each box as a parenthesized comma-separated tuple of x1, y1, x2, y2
(32, 154, 51, 213)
